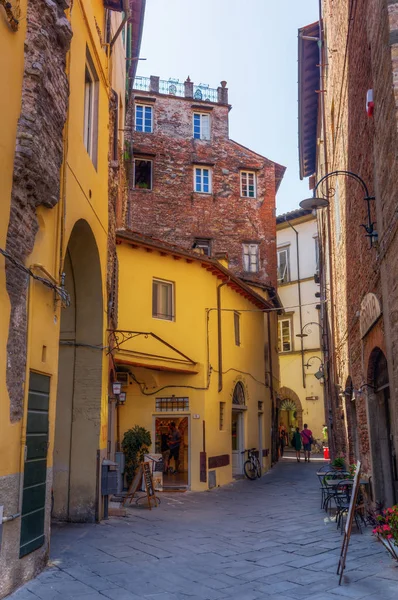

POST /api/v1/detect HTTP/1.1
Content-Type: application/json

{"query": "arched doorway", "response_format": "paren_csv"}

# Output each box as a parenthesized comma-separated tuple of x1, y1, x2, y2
(231, 381, 246, 476)
(277, 387, 303, 444)
(53, 220, 103, 521)
(367, 348, 396, 508)
(344, 377, 359, 462)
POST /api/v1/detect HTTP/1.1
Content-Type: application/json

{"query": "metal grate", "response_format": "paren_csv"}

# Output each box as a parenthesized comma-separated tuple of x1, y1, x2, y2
(133, 77, 218, 103)
(155, 397, 189, 412)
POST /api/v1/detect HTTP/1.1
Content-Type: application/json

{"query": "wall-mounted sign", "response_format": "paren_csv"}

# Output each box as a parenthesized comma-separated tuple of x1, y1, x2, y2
(360, 293, 381, 338)
(306, 396, 319, 401)
(192, 414, 200, 419)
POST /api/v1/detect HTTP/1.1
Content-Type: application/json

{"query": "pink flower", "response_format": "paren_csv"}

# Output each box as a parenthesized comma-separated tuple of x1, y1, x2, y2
(382, 525, 391, 531)
(387, 534, 393, 539)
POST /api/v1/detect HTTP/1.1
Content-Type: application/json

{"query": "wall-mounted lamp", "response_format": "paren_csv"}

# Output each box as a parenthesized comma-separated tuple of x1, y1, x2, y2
(296, 321, 323, 339)
(300, 170, 377, 247)
(112, 381, 122, 396)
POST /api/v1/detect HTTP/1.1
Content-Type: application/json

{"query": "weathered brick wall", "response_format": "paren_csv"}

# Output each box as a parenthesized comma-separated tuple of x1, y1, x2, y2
(320, 0, 398, 478)
(126, 91, 282, 288)
(5, 0, 72, 421)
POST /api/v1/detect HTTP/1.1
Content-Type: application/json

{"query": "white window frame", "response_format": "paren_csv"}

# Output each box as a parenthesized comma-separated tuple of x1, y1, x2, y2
(278, 318, 293, 353)
(135, 103, 153, 133)
(134, 158, 153, 190)
(194, 166, 212, 194)
(152, 278, 174, 321)
(242, 243, 259, 273)
(277, 247, 290, 284)
(83, 50, 99, 167)
(240, 171, 256, 198)
(193, 112, 211, 140)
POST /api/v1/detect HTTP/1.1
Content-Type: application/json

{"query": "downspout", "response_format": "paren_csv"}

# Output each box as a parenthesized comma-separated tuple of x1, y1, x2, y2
(217, 279, 230, 392)
(285, 218, 305, 388)
(267, 311, 276, 464)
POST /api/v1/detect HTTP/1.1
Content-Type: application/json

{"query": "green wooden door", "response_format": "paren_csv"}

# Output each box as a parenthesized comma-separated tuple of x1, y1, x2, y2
(20, 372, 50, 558)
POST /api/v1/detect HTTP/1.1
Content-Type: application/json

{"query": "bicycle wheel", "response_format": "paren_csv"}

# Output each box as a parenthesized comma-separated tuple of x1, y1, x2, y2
(244, 459, 257, 480)
(255, 458, 262, 478)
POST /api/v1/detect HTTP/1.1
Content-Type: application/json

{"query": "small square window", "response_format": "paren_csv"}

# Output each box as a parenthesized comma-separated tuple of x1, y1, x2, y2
(242, 243, 259, 273)
(153, 279, 174, 321)
(278, 318, 293, 353)
(240, 171, 256, 198)
(193, 113, 210, 140)
(193, 238, 211, 256)
(135, 104, 153, 133)
(234, 312, 241, 346)
(134, 159, 152, 190)
(194, 166, 212, 194)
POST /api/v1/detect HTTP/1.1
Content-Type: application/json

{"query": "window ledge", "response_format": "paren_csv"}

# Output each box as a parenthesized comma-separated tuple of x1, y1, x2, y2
(132, 188, 153, 192)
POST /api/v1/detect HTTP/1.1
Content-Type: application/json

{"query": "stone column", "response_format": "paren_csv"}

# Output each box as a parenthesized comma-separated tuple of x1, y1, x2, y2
(184, 76, 193, 98)
(217, 81, 228, 104)
(150, 75, 159, 93)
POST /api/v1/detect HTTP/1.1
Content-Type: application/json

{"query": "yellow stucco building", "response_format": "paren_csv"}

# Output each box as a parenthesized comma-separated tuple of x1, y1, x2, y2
(276, 209, 326, 445)
(114, 232, 278, 490)
(0, 1, 145, 596)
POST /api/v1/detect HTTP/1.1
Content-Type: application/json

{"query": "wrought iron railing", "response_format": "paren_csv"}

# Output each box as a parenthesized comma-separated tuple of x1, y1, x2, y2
(133, 76, 219, 103)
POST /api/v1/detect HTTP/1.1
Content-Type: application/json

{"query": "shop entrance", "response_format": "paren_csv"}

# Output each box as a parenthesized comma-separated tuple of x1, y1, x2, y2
(155, 417, 189, 489)
(367, 349, 396, 507)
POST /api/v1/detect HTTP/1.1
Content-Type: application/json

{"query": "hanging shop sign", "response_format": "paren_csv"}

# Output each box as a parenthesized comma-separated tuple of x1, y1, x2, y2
(360, 293, 381, 338)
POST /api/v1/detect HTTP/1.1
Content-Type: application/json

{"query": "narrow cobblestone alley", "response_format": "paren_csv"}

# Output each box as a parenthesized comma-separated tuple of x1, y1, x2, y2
(8, 460, 398, 600)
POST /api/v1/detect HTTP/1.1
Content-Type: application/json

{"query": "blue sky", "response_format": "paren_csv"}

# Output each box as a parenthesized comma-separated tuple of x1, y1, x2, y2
(136, 0, 318, 214)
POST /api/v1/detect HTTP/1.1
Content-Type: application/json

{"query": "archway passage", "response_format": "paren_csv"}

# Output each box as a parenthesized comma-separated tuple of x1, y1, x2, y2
(277, 387, 303, 443)
(53, 220, 103, 522)
(367, 348, 396, 508)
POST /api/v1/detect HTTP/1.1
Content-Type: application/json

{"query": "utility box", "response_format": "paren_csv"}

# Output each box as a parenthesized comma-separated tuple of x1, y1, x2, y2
(101, 460, 118, 496)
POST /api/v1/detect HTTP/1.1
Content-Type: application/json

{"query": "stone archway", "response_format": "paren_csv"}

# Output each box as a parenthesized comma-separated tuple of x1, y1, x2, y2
(53, 220, 103, 522)
(277, 387, 303, 433)
(366, 348, 396, 507)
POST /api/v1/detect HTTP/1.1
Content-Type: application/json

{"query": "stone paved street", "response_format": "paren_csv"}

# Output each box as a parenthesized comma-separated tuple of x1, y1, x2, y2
(8, 459, 398, 600)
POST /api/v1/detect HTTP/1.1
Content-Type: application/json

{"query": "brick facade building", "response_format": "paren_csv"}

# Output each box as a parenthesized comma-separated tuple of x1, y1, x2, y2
(126, 76, 285, 289)
(298, 0, 398, 507)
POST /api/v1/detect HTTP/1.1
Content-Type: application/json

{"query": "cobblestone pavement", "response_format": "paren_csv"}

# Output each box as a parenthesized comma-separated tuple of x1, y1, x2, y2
(8, 459, 398, 600)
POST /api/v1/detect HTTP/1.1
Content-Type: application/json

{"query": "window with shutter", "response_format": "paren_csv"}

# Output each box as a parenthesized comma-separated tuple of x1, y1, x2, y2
(152, 279, 174, 320)
(278, 318, 293, 352)
(234, 312, 241, 346)
(193, 113, 211, 140)
(240, 171, 256, 198)
(242, 243, 259, 273)
(277, 247, 290, 283)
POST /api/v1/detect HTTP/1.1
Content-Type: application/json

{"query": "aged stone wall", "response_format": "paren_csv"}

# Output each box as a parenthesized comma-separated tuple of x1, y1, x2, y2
(320, 0, 398, 487)
(5, 0, 72, 421)
(126, 90, 284, 289)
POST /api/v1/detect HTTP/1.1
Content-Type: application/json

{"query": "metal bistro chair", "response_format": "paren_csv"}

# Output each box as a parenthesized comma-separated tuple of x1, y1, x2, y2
(323, 471, 350, 513)
(316, 465, 335, 509)
(335, 480, 366, 534)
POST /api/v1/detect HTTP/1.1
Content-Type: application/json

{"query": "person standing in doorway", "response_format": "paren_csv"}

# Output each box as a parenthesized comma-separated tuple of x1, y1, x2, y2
(168, 422, 182, 473)
(292, 427, 302, 462)
(279, 425, 287, 458)
(161, 431, 170, 474)
(301, 423, 313, 462)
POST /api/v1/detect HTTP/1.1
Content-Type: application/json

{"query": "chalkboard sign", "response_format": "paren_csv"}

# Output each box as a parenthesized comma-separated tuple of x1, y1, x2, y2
(142, 462, 158, 510)
(337, 461, 361, 585)
(123, 465, 143, 506)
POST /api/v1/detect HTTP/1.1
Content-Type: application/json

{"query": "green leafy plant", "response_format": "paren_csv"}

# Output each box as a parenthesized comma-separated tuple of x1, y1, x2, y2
(332, 453, 346, 469)
(122, 425, 151, 483)
(373, 505, 398, 561)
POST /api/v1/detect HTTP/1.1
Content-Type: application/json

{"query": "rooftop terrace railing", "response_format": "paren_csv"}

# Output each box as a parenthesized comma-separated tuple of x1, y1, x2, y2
(133, 76, 227, 104)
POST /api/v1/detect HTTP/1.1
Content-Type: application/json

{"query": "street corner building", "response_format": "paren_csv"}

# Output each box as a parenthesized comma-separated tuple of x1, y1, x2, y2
(112, 232, 281, 490)
(298, 1, 398, 508)
(0, 1, 145, 597)
(126, 73, 285, 288)
(276, 209, 325, 443)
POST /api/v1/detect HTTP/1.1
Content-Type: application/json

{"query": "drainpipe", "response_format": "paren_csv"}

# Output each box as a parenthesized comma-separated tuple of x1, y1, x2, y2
(217, 279, 230, 392)
(285, 218, 305, 388)
(267, 311, 277, 464)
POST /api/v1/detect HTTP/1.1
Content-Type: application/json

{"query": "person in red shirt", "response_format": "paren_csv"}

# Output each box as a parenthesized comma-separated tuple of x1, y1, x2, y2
(301, 424, 313, 462)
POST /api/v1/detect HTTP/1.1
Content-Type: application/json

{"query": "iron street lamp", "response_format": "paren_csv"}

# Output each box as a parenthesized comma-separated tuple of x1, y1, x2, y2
(304, 355, 324, 383)
(112, 381, 122, 396)
(300, 170, 377, 247)
(296, 321, 323, 339)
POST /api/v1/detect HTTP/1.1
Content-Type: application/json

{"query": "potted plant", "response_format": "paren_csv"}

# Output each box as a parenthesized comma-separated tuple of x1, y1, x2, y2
(373, 506, 398, 562)
(332, 453, 346, 470)
(122, 425, 151, 483)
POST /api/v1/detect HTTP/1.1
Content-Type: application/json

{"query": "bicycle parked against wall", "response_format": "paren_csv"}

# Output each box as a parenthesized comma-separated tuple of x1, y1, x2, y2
(242, 448, 262, 480)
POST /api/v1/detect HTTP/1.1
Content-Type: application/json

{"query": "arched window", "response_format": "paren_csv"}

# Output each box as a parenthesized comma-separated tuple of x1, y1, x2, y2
(232, 382, 245, 405)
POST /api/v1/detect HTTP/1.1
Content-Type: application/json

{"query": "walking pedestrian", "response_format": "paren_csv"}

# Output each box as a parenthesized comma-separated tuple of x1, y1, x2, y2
(301, 423, 313, 462)
(291, 426, 302, 462)
(279, 427, 286, 458)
